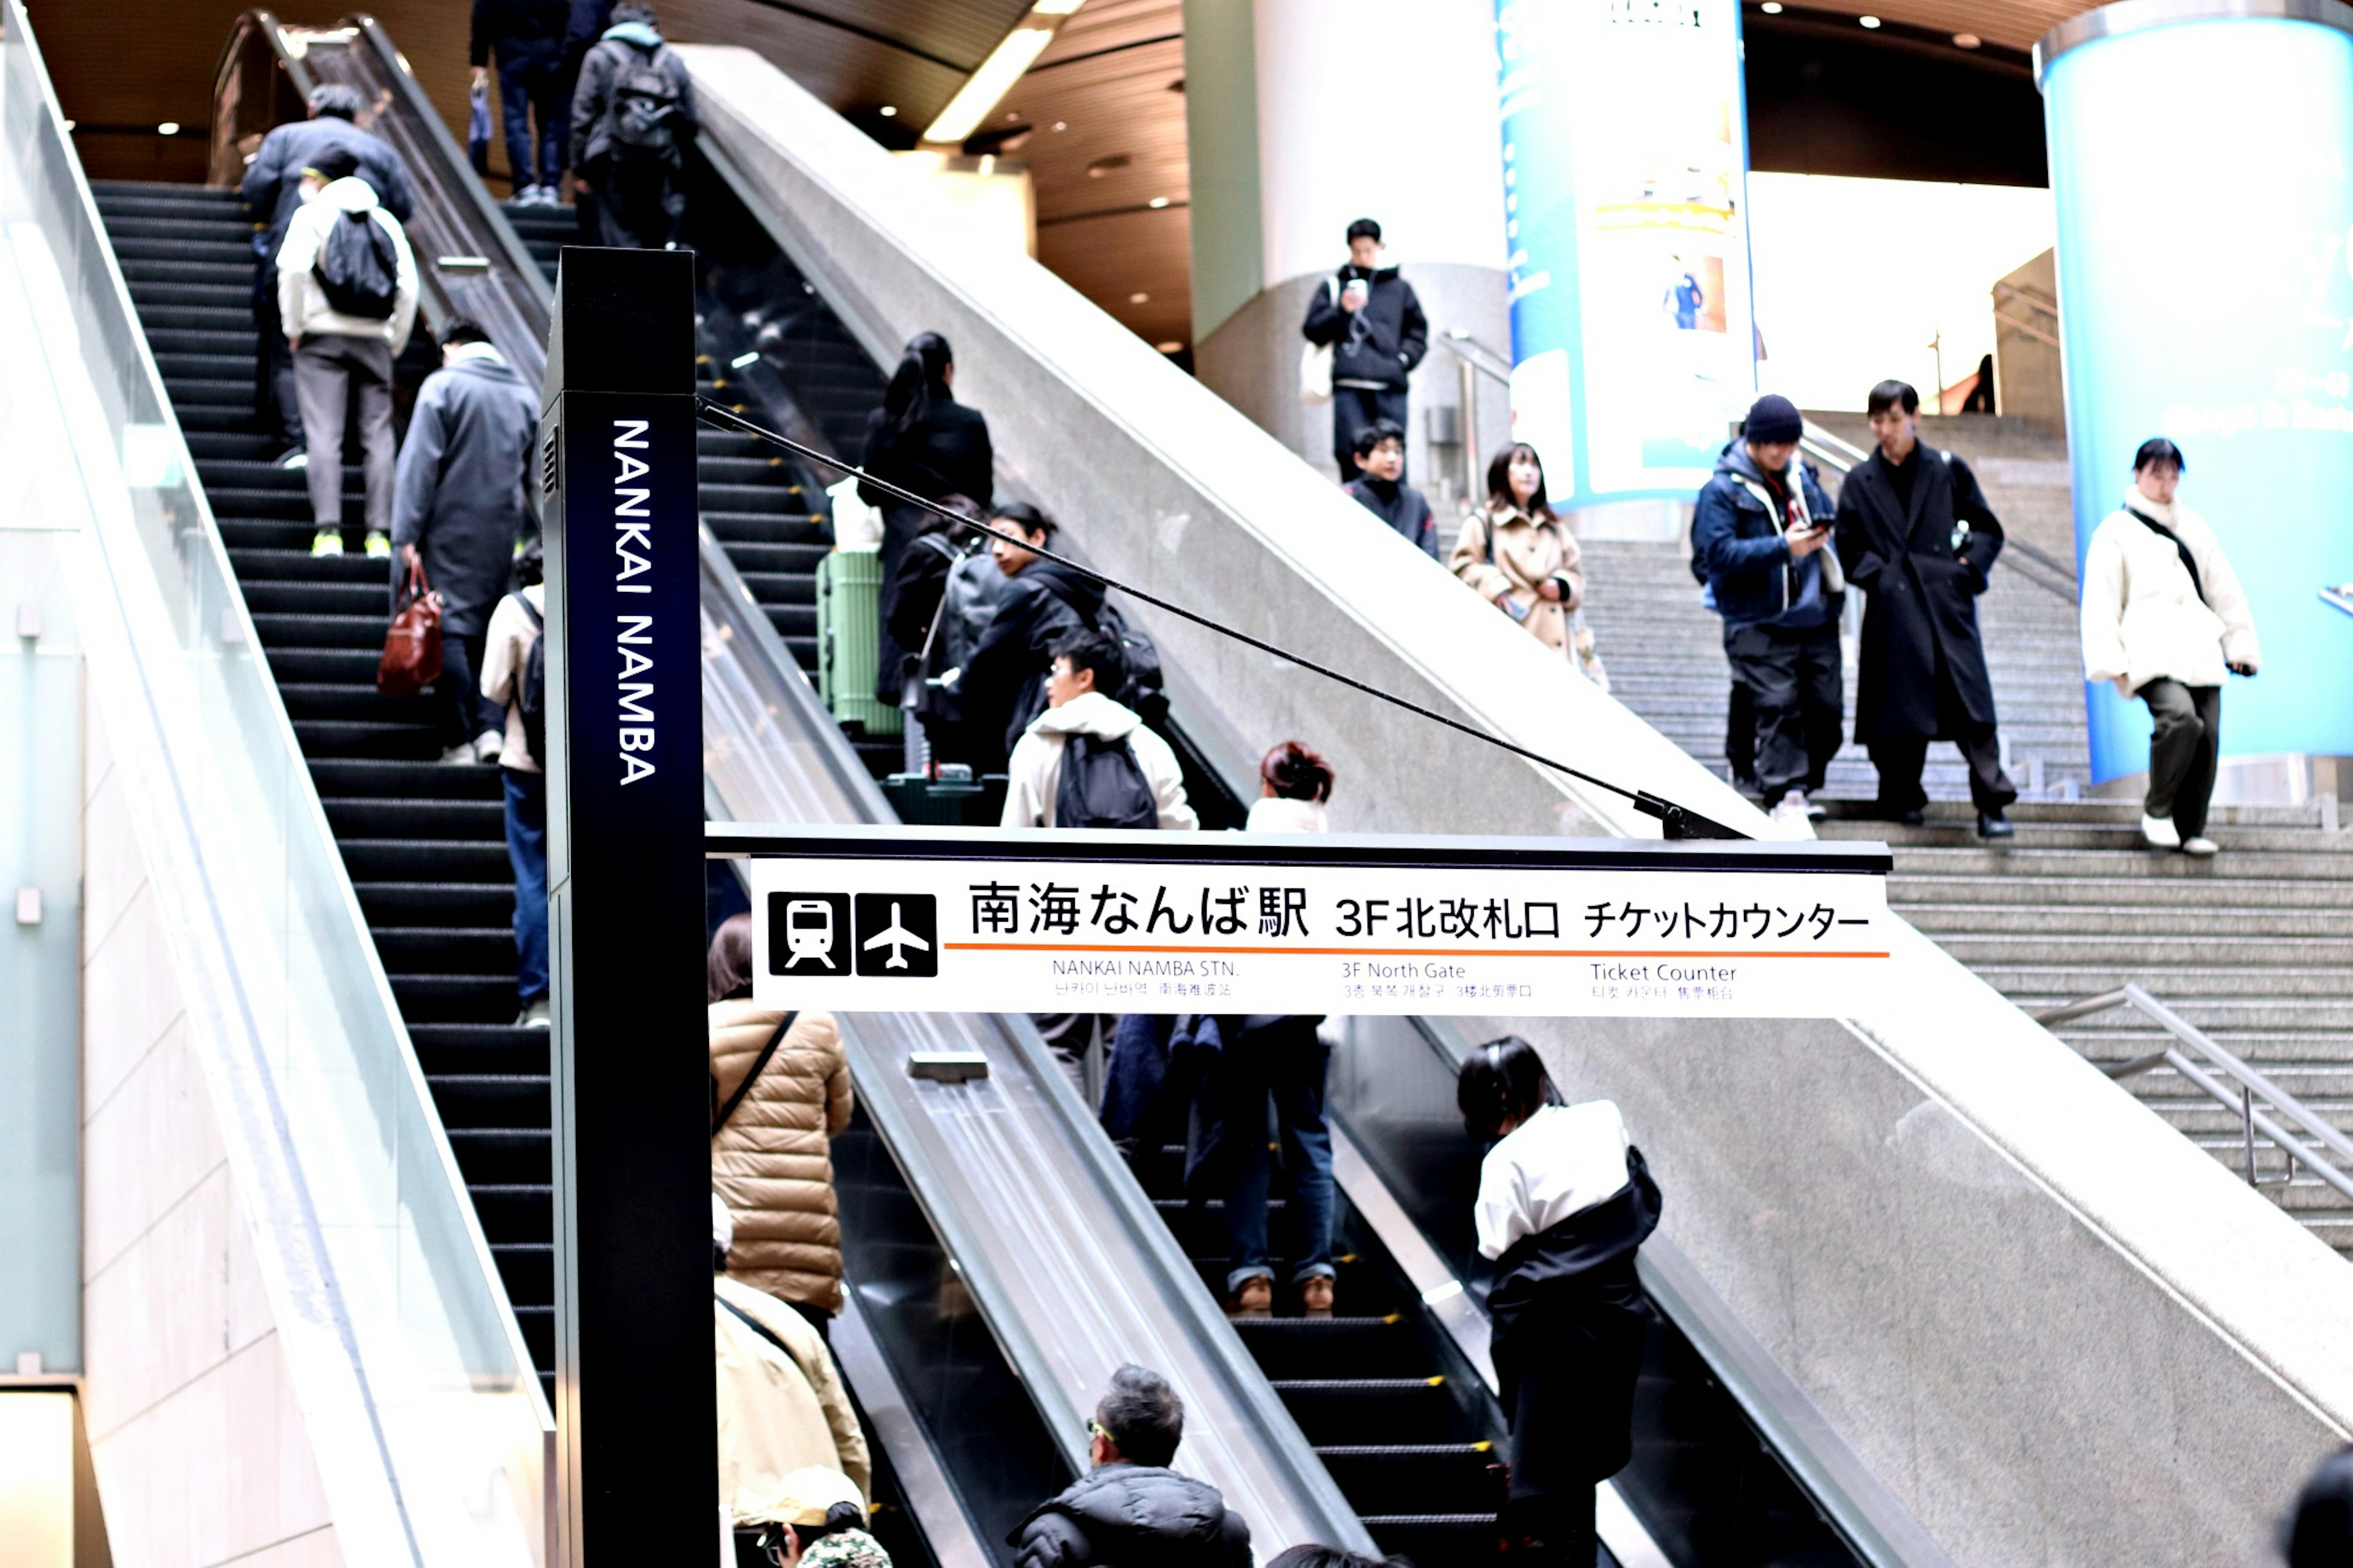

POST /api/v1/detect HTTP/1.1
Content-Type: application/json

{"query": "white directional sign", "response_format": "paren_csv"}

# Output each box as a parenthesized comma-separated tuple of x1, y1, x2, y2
(722, 825, 1892, 1020)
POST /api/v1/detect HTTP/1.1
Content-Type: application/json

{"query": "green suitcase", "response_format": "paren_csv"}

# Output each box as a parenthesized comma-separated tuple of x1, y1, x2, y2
(815, 547, 901, 736)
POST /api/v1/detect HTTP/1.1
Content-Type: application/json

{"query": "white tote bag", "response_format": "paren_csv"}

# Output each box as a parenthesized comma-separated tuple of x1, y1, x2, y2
(1298, 279, 1335, 405)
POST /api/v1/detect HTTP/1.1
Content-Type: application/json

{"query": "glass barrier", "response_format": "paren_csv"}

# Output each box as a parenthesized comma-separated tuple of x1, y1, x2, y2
(0, 4, 549, 1562)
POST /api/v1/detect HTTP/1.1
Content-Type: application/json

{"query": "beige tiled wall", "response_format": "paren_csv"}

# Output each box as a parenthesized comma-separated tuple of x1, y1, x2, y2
(79, 702, 344, 1568)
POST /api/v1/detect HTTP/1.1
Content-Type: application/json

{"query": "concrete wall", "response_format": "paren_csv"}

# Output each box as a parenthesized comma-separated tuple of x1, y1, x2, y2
(1995, 249, 2064, 435)
(79, 703, 342, 1568)
(681, 47, 2353, 1564)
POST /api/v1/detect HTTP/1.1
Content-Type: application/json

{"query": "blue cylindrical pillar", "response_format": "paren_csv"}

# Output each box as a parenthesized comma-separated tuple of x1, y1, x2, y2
(1493, 0, 1757, 509)
(2039, 0, 2353, 781)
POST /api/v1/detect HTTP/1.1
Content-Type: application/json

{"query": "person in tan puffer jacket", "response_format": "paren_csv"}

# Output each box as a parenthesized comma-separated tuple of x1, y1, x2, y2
(1450, 442, 1586, 658)
(710, 914, 854, 1323)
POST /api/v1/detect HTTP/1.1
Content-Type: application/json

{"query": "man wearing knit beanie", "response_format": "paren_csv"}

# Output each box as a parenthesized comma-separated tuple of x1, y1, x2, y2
(1691, 394, 1846, 831)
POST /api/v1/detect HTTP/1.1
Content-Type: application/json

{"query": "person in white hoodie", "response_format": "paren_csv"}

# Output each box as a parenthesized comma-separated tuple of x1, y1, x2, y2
(2080, 437, 2259, 856)
(1001, 630, 1196, 831)
(275, 146, 419, 559)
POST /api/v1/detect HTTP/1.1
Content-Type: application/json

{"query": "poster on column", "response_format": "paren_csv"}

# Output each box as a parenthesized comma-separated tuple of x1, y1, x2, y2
(1493, 0, 1758, 506)
(2042, 16, 2353, 776)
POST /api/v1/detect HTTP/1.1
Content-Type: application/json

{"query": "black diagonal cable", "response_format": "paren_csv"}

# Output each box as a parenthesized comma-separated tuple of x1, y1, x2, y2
(695, 397, 1748, 841)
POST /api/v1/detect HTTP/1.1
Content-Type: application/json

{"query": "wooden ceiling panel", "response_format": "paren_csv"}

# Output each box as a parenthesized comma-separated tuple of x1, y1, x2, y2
(1007, 40, 1190, 221)
(1036, 205, 1194, 350)
(1036, 0, 1183, 65)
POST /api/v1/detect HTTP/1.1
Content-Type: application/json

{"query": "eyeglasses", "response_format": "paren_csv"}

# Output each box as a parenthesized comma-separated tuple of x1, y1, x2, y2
(1085, 1419, 1107, 1441)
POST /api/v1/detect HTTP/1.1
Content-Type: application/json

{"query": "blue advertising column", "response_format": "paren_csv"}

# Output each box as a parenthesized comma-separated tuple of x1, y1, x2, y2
(1493, 0, 1757, 507)
(2039, 0, 2353, 781)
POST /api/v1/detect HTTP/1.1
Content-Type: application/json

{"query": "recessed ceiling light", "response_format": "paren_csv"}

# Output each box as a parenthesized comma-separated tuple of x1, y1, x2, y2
(1006, 110, 1021, 121)
(1760, 2, 1782, 11)
(1857, 13, 1881, 25)
(1129, 292, 1149, 303)
(1156, 341, 1183, 353)
(1952, 31, 1981, 45)
(1086, 153, 1132, 177)
(1147, 195, 1170, 208)
(878, 105, 897, 117)
(61, 119, 75, 131)
(157, 121, 180, 135)
(1051, 120, 1068, 131)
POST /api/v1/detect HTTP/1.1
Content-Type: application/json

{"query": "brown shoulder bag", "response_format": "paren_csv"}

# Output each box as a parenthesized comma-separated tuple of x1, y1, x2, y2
(378, 558, 445, 697)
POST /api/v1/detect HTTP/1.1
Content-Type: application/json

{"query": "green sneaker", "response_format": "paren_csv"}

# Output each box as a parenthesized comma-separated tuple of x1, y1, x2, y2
(363, 531, 393, 560)
(310, 529, 344, 558)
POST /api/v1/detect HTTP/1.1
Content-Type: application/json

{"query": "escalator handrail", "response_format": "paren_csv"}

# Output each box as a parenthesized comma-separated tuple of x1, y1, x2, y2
(1382, 1016, 1958, 1568)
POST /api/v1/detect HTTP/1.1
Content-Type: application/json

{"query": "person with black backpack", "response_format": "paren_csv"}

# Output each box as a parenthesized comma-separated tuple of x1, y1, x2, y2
(567, 1, 697, 250)
(274, 147, 417, 559)
(1001, 631, 1195, 833)
(480, 540, 550, 1026)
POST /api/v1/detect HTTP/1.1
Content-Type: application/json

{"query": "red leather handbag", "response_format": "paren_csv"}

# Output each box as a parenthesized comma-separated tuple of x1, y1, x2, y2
(377, 557, 444, 697)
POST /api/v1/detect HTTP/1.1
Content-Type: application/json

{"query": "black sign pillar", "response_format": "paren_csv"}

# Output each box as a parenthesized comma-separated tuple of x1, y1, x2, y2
(538, 246, 711, 1562)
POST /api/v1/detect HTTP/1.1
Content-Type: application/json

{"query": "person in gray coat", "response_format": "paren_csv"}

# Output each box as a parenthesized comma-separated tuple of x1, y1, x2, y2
(392, 317, 541, 763)
(242, 85, 416, 466)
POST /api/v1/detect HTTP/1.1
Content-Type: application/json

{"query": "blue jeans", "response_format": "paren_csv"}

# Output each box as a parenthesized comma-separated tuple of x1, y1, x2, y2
(503, 768, 548, 1004)
(1200, 1018, 1335, 1292)
(496, 44, 568, 188)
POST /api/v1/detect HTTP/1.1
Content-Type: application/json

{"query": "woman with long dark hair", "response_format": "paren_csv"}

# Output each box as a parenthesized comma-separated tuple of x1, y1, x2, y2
(1457, 1037, 1659, 1565)
(1449, 443, 1588, 664)
(858, 332, 994, 702)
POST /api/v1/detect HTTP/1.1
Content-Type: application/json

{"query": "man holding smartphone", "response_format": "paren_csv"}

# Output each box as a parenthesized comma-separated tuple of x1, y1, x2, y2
(1692, 394, 1846, 830)
(1832, 380, 2016, 838)
(1302, 217, 1428, 482)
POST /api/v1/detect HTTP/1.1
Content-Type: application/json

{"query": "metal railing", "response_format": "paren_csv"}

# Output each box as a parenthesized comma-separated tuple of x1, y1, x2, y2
(2037, 982, 2353, 1201)
(1434, 328, 1512, 503)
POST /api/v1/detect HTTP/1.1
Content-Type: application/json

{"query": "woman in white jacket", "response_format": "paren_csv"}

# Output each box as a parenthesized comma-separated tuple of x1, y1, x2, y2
(2079, 439, 2259, 855)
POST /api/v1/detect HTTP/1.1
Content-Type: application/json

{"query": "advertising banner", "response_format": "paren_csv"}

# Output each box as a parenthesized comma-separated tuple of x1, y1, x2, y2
(2042, 15, 2353, 776)
(1494, 0, 1757, 506)
(732, 828, 1892, 1019)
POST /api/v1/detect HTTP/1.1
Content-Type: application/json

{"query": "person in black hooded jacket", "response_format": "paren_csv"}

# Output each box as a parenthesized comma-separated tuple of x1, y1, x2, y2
(860, 333, 994, 701)
(1460, 1037, 1660, 1567)
(1010, 1365, 1252, 1568)
(958, 504, 1104, 771)
(1302, 217, 1427, 482)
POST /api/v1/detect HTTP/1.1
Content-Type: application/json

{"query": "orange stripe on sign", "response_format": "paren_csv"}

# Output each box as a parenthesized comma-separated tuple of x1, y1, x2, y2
(942, 944, 1890, 959)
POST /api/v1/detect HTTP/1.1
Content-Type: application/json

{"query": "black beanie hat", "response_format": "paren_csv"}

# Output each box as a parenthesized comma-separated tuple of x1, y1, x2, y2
(1743, 394, 1804, 445)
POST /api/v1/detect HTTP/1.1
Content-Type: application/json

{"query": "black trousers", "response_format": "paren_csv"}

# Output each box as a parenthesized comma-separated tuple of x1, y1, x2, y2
(1330, 384, 1408, 481)
(2141, 680, 2222, 836)
(1866, 661, 2017, 815)
(589, 150, 684, 249)
(1725, 679, 1838, 792)
(436, 632, 494, 751)
(251, 260, 301, 446)
(1723, 619, 1843, 803)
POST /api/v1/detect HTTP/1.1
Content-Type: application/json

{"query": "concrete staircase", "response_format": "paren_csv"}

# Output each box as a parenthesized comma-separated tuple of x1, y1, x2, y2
(1577, 414, 2353, 1256)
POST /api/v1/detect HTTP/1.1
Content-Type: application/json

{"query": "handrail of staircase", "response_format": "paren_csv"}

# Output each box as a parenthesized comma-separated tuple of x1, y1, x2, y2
(2036, 982, 2353, 1198)
(1437, 327, 1514, 385)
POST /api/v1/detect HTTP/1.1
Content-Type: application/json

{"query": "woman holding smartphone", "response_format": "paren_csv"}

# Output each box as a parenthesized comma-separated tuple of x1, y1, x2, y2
(1450, 442, 1587, 660)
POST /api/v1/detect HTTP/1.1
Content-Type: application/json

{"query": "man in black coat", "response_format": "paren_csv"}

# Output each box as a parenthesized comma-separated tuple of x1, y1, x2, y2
(1009, 1365, 1252, 1568)
(241, 86, 416, 465)
(958, 505, 1104, 772)
(1832, 381, 2017, 837)
(1303, 217, 1427, 482)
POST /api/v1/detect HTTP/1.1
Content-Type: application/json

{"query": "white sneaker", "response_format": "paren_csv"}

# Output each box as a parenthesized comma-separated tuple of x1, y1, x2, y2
(310, 528, 344, 558)
(438, 743, 474, 765)
(2181, 835, 2219, 857)
(2140, 813, 2181, 850)
(1770, 792, 1818, 836)
(473, 729, 504, 764)
(363, 531, 393, 560)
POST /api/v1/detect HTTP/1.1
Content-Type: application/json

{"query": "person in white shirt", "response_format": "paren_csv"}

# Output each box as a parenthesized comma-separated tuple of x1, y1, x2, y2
(2079, 437, 2259, 857)
(1458, 1037, 1661, 1567)
(1001, 630, 1196, 831)
(274, 147, 418, 559)
(480, 543, 548, 1026)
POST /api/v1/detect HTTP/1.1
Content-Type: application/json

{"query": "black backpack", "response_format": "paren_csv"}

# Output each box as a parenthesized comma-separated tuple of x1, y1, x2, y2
(604, 43, 681, 152)
(314, 208, 398, 319)
(517, 594, 548, 765)
(1093, 602, 1167, 724)
(1055, 732, 1158, 830)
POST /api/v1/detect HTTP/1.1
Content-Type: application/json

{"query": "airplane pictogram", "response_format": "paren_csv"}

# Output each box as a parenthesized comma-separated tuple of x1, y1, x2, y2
(860, 901, 931, 970)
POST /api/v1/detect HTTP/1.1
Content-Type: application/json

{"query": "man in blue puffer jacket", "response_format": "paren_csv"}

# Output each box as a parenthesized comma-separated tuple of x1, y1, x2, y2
(1691, 393, 1845, 828)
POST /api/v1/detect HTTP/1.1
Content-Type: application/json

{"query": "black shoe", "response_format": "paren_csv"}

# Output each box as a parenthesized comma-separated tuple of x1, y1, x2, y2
(1977, 809, 2015, 839)
(1731, 773, 1762, 797)
(1899, 808, 1925, 827)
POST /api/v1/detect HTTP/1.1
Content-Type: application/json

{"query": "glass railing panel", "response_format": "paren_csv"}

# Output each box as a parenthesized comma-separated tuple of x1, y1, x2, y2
(2, 4, 549, 1560)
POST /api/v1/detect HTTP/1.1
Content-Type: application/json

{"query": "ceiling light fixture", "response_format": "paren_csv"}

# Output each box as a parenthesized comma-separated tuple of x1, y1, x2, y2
(1760, 2, 1782, 11)
(1129, 292, 1149, 303)
(1147, 196, 1170, 208)
(1051, 120, 1068, 131)
(157, 121, 180, 135)
(923, 0, 1086, 145)
(1952, 31, 1981, 45)
(1156, 341, 1184, 353)
(1857, 13, 1881, 25)
(878, 105, 897, 117)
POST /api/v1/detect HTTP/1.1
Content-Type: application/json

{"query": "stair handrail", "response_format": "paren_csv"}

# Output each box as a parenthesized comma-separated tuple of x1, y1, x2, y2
(2037, 982, 2353, 1198)
(1436, 326, 1514, 386)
